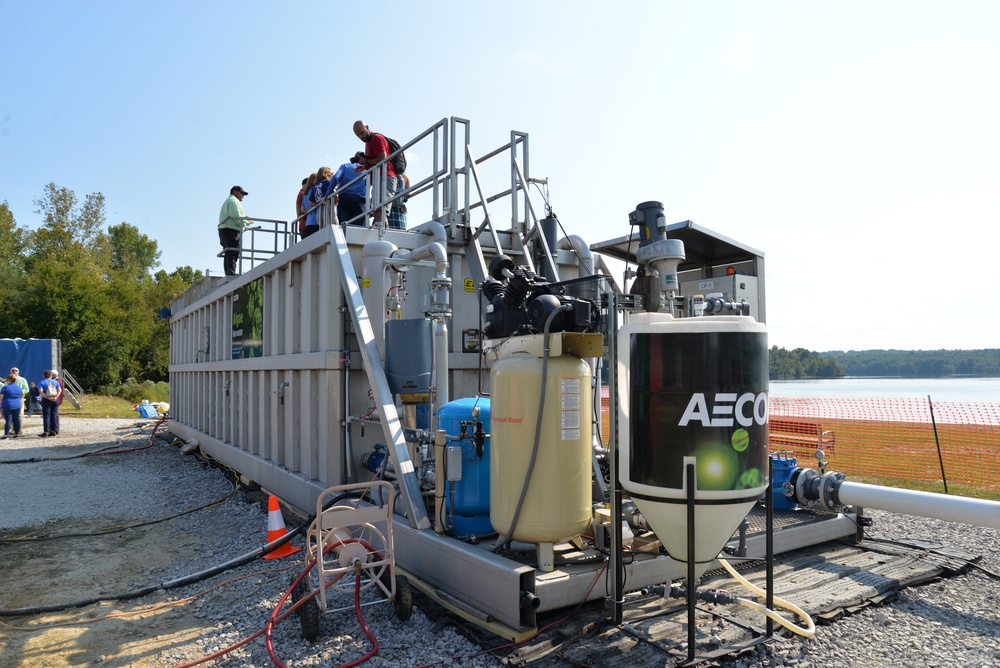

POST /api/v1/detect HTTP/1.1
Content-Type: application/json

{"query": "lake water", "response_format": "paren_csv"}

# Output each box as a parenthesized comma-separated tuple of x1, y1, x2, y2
(769, 377, 1000, 404)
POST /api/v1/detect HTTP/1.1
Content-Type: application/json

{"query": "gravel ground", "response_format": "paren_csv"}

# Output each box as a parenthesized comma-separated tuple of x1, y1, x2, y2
(717, 509, 1000, 668)
(2, 417, 998, 667)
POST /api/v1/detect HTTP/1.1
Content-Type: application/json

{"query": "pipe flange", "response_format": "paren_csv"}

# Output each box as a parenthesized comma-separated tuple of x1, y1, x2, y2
(794, 467, 815, 505)
(818, 471, 846, 510)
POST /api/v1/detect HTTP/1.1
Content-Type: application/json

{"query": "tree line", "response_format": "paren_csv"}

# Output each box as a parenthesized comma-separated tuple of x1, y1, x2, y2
(769, 346, 1000, 379)
(821, 348, 1000, 378)
(0, 184, 201, 391)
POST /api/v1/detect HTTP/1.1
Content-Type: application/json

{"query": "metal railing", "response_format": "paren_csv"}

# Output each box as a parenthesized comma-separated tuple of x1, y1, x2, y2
(218, 117, 556, 276)
(59, 368, 84, 409)
(218, 217, 295, 275)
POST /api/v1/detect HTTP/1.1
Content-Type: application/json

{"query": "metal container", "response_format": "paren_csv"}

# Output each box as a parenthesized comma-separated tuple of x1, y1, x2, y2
(490, 346, 593, 571)
(439, 397, 493, 536)
(618, 313, 769, 578)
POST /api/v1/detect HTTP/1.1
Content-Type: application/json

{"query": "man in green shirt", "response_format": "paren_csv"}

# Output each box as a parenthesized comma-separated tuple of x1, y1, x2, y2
(218, 185, 252, 276)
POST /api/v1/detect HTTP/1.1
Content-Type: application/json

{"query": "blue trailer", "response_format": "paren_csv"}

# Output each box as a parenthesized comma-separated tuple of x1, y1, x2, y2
(0, 338, 61, 387)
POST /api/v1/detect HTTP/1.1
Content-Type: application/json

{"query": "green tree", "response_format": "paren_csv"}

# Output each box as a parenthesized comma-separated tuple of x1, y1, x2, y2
(108, 222, 161, 280)
(30, 183, 109, 266)
(769, 346, 844, 380)
(0, 202, 31, 335)
(5, 183, 202, 389)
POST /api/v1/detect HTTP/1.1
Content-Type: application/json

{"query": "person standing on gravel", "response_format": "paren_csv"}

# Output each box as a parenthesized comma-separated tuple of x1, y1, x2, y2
(26, 382, 41, 416)
(10, 367, 28, 418)
(1, 373, 23, 438)
(38, 370, 61, 437)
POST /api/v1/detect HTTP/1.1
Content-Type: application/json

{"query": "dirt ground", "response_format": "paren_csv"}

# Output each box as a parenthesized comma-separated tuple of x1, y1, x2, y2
(0, 419, 285, 668)
(2, 522, 211, 667)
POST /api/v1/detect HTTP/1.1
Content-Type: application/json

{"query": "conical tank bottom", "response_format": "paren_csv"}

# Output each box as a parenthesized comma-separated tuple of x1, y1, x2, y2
(629, 495, 759, 580)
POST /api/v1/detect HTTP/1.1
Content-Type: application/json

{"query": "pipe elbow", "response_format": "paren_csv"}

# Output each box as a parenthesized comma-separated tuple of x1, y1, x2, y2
(410, 221, 448, 246)
(558, 234, 594, 275)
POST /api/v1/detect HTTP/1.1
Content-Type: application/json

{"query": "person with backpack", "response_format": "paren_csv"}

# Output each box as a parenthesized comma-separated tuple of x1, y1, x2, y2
(352, 120, 403, 226)
(38, 369, 62, 437)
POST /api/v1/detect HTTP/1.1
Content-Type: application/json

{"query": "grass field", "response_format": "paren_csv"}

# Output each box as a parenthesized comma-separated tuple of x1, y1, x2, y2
(776, 416, 1000, 501)
(62, 395, 157, 419)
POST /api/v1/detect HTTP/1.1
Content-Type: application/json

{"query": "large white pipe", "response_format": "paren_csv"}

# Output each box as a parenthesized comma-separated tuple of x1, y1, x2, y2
(433, 318, 449, 427)
(391, 241, 448, 278)
(836, 480, 1000, 530)
(409, 221, 447, 247)
(361, 240, 398, 357)
(557, 234, 594, 279)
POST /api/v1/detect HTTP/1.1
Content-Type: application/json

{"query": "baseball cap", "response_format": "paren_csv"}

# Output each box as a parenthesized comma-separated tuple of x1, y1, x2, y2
(231, 185, 249, 195)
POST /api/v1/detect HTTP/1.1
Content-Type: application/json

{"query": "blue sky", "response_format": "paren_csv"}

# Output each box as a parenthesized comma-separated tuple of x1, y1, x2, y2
(2, 1, 998, 352)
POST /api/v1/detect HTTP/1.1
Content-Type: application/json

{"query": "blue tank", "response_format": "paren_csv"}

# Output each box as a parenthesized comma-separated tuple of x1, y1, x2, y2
(439, 397, 492, 536)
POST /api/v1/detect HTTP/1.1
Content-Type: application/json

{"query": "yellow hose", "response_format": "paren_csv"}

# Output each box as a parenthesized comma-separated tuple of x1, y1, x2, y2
(717, 558, 816, 637)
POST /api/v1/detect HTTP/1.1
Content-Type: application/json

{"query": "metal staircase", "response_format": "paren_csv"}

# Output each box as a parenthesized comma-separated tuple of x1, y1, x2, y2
(58, 368, 84, 409)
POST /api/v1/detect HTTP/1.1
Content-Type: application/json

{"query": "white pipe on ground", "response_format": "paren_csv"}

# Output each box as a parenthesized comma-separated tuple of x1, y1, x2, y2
(836, 480, 1000, 530)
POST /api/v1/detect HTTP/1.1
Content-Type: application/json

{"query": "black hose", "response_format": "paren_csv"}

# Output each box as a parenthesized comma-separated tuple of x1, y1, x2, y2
(0, 490, 366, 617)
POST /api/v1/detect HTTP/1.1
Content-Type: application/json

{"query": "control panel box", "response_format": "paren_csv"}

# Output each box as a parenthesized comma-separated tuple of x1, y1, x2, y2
(680, 274, 759, 318)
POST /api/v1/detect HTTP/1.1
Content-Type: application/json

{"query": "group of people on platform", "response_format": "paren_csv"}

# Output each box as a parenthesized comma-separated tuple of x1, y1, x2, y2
(0, 367, 64, 439)
(217, 119, 410, 276)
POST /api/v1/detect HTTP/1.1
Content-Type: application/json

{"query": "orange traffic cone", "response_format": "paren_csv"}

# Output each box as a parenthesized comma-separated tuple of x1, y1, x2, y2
(263, 495, 301, 560)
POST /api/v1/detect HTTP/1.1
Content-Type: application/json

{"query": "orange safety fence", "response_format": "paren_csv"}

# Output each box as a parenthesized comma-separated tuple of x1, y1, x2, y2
(599, 391, 1000, 496)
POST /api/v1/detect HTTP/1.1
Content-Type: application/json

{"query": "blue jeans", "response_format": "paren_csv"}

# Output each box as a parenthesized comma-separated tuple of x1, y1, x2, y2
(27, 400, 40, 417)
(338, 193, 366, 225)
(42, 399, 59, 434)
(3, 407, 20, 436)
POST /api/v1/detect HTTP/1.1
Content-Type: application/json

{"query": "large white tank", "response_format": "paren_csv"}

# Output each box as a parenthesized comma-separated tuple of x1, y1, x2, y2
(490, 339, 593, 572)
(618, 313, 769, 580)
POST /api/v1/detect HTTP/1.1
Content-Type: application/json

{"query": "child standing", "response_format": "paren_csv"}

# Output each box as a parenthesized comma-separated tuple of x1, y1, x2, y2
(27, 382, 41, 417)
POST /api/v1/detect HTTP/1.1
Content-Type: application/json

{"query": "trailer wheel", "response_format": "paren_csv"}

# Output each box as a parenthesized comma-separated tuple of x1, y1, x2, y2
(393, 574, 413, 622)
(290, 574, 320, 641)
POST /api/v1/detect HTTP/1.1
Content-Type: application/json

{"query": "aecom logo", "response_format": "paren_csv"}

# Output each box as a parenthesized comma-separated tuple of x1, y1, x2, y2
(678, 393, 768, 427)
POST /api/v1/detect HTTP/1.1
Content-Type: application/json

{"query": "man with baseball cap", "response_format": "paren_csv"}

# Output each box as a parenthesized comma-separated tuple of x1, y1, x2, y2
(218, 185, 253, 276)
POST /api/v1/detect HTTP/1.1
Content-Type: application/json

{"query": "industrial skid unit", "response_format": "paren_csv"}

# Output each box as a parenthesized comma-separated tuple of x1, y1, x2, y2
(166, 117, 860, 637)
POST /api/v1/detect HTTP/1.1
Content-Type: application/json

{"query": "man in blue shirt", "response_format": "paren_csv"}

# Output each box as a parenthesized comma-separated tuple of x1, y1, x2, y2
(38, 370, 61, 437)
(332, 159, 369, 225)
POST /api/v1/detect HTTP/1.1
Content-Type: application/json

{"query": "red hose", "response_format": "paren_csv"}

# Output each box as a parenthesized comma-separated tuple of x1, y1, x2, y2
(265, 537, 382, 668)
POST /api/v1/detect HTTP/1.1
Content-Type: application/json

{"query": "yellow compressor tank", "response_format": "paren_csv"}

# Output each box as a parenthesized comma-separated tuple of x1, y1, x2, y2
(490, 334, 594, 571)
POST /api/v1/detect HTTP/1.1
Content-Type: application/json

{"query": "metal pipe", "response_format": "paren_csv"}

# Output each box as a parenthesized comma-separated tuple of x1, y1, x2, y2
(836, 480, 1000, 530)
(792, 467, 1000, 530)
(434, 429, 446, 534)
(433, 318, 449, 428)
(409, 220, 448, 247)
(557, 234, 594, 279)
(389, 241, 448, 278)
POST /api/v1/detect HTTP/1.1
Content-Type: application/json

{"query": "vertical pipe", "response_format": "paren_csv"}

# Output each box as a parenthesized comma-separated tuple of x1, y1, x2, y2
(609, 292, 623, 626)
(435, 429, 447, 534)
(686, 461, 697, 664)
(766, 456, 774, 637)
(433, 319, 449, 431)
